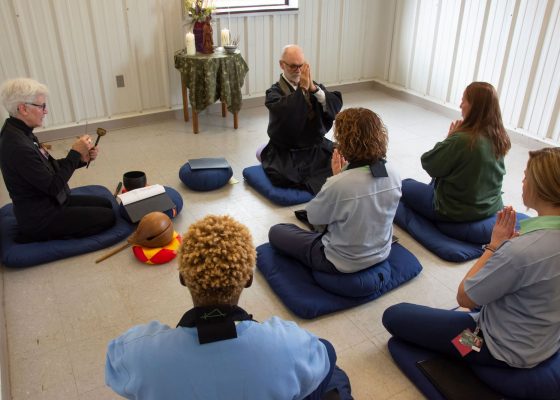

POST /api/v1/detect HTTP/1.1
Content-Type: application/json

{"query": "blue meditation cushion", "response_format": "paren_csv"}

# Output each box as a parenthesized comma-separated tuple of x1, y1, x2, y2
(163, 186, 183, 219)
(474, 351, 560, 399)
(243, 165, 314, 206)
(394, 201, 529, 262)
(388, 337, 560, 400)
(312, 259, 392, 298)
(118, 186, 183, 223)
(0, 185, 135, 268)
(387, 338, 446, 400)
(179, 162, 233, 191)
(256, 242, 422, 319)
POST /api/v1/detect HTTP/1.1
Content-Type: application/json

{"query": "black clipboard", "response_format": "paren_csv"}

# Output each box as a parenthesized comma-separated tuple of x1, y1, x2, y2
(122, 192, 175, 223)
(188, 157, 230, 170)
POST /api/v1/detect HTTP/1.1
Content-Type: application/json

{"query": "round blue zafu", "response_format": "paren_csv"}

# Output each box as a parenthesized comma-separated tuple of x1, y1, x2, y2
(312, 260, 392, 298)
(119, 186, 183, 223)
(179, 162, 233, 191)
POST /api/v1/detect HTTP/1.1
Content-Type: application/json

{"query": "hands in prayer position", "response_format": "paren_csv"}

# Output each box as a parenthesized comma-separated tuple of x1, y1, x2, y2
(299, 63, 317, 93)
(447, 119, 462, 136)
(331, 148, 347, 175)
(488, 205, 519, 250)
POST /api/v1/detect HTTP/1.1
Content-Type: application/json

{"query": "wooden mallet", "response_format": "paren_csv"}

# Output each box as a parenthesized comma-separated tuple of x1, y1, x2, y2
(86, 127, 106, 168)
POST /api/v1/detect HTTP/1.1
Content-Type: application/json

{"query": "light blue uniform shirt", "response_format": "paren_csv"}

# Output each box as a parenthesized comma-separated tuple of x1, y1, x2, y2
(465, 216, 560, 367)
(106, 316, 330, 399)
(306, 162, 401, 273)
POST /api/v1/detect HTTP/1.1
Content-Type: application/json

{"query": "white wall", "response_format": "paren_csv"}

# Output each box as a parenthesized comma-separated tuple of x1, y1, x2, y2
(0, 0, 558, 142)
(0, 0, 393, 128)
(385, 0, 560, 144)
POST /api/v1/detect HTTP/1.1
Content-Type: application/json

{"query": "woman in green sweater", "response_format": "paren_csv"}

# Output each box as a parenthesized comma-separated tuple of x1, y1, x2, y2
(401, 82, 511, 222)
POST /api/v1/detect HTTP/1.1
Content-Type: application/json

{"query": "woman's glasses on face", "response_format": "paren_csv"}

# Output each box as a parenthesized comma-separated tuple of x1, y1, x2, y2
(26, 102, 47, 111)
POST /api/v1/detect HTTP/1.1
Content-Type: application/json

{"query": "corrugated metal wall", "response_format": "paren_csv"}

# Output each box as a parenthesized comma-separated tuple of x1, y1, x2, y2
(0, 0, 558, 143)
(386, 0, 560, 143)
(0, 0, 392, 128)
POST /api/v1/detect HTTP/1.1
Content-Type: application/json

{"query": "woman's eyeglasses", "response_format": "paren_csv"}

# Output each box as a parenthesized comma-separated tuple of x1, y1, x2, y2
(26, 102, 47, 111)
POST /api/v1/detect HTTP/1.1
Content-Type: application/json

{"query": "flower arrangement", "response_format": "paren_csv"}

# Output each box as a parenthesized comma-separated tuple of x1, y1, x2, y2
(183, 0, 214, 26)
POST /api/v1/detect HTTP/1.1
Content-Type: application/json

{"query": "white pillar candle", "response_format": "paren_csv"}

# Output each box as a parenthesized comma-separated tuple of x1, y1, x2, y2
(221, 28, 230, 46)
(186, 32, 195, 55)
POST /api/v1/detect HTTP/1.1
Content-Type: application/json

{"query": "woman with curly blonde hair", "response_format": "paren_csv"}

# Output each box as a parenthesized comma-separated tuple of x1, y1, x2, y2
(269, 107, 401, 274)
(178, 214, 255, 305)
(107, 215, 347, 400)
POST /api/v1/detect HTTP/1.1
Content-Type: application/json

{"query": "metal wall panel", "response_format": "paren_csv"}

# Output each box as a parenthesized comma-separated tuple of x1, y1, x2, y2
(523, 0, 560, 141)
(388, 0, 560, 142)
(52, 0, 106, 123)
(0, 1, 29, 123)
(127, 0, 171, 111)
(427, 0, 460, 101)
(0, 0, 389, 127)
(317, 0, 342, 84)
(500, 0, 548, 127)
(13, 0, 74, 126)
(1, 0, 559, 142)
(247, 14, 274, 95)
(161, 0, 184, 108)
(409, 0, 439, 94)
(389, 0, 418, 86)
(364, 1, 396, 80)
(448, 0, 487, 105)
(475, 0, 515, 87)
(339, 0, 365, 82)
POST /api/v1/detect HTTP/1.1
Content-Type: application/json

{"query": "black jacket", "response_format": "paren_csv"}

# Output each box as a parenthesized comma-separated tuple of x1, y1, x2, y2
(261, 78, 343, 194)
(0, 117, 82, 234)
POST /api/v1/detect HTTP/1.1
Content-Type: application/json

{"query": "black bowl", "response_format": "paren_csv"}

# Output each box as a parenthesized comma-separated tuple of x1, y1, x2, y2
(123, 171, 147, 191)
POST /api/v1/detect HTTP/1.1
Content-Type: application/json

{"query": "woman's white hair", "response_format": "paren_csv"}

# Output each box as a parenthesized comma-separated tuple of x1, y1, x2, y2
(0, 78, 48, 117)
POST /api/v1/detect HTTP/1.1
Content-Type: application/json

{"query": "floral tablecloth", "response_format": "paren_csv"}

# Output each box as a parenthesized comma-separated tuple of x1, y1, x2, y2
(174, 49, 249, 113)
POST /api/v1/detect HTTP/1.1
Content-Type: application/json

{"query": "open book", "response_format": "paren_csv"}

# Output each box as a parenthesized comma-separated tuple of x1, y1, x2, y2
(117, 185, 175, 223)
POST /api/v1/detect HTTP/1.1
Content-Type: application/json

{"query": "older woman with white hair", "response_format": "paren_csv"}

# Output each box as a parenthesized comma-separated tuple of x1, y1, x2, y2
(0, 77, 115, 242)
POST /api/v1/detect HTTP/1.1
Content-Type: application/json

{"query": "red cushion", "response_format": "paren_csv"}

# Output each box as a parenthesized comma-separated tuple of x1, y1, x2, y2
(132, 232, 182, 265)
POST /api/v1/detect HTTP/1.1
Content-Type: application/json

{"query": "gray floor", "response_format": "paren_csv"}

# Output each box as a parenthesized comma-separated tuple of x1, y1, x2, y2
(0, 87, 542, 399)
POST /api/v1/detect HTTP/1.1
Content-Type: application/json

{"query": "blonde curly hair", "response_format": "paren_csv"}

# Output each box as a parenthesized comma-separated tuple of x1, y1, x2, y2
(178, 215, 256, 304)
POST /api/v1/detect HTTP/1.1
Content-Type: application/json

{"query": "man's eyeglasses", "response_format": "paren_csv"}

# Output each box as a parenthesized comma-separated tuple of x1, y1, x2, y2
(281, 61, 304, 71)
(26, 102, 47, 111)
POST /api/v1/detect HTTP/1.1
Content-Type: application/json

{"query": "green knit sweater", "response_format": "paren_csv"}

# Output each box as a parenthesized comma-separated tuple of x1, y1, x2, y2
(421, 132, 505, 221)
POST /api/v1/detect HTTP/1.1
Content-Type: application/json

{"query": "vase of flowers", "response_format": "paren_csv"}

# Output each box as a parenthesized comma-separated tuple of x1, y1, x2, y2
(183, 0, 214, 52)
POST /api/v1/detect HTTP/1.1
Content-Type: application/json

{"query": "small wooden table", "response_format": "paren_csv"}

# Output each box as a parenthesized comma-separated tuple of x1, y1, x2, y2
(174, 49, 249, 133)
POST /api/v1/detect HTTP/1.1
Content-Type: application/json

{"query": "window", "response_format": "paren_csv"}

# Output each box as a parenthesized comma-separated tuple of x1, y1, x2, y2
(214, 0, 298, 14)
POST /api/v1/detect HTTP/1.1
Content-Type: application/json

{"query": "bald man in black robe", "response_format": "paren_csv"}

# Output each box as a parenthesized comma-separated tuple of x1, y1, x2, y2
(260, 45, 343, 194)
